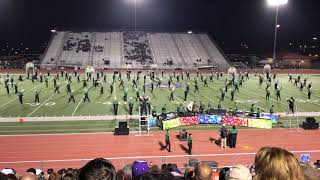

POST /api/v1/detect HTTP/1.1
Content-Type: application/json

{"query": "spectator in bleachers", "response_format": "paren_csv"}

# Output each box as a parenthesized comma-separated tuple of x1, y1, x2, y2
(253, 147, 304, 180)
(78, 158, 116, 180)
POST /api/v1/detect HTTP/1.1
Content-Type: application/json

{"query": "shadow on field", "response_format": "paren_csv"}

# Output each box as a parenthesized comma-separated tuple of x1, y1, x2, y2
(209, 136, 221, 147)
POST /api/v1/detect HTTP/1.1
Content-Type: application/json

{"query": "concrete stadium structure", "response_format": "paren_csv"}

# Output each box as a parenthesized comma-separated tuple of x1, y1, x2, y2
(41, 31, 230, 70)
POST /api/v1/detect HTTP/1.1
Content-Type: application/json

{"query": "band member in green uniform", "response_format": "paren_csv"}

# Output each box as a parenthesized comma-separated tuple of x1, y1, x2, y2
(187, 133, 192, 154)
(83, 89, 90, 103)
(169, 88, 175, 101)
(113, 98, 119, 115)
(276, 86, 282, 100)
(123, 88, 128, 102)
(54, 84, 61, 94)
(18, 90, 24, 104)
(45, 77, 49, 87)
(34, 90, 40, 104)
(184, 88, 188, 101)
(100, 83, 104, 95)
(266, 86, 271, 100)
(135, 88, 140, 102)
(164, 129, 171, 152)
(308, 87, 312, 99)
(110, 82, 114, 94)
(68, 91, 75, 103)
(194, 83, 200, 93)
(5, 83, 10, 94)
(220, 88, 225, 101)
(14, 82, 18, 94)
(230, 88, 235, 101)
(128, 100, 134, 115)
(270, 104, 274, 114)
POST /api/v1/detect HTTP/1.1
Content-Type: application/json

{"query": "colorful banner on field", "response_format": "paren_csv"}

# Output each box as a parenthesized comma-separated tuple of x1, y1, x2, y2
(180, 116, 199, 126)
(259, 113, 279, 124)
(248, 118, 273, 129)
(148, 117, 157, 127)
(163, 118, 181, 130)
(222, 116, 248, 127)
(198, 114, 222, 124)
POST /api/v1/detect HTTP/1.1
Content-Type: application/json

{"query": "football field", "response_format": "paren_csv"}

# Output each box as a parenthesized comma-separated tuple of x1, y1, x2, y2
(0, 73, 319, 118)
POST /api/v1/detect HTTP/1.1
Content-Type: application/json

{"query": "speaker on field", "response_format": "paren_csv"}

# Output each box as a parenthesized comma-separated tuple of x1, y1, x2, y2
(114, 121, 129, 135)
(301, 117, 319, 130)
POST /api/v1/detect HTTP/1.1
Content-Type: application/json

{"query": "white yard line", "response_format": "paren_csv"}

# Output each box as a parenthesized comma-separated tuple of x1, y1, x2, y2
(27, 85, 66, 117)
(72, 84, 92, 116)
(0, 84, 42, 109)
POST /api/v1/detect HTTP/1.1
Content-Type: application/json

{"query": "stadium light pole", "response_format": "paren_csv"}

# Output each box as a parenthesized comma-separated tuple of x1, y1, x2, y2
(267, 0, 288, 62)
(134, 0, 137, 31)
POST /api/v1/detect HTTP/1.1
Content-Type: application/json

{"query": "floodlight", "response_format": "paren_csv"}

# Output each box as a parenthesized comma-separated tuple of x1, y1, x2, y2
(51, 29, 56, 33)
(267, 0, 288, 6)
(187, 31, 193, 34)
(313, 37, 318, 40)
(276, 24, 280, 28)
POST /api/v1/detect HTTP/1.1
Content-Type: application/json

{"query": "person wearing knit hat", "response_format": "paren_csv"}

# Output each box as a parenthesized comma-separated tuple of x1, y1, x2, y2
(132, 160, 149, 177)
(227, 164, 252, 180)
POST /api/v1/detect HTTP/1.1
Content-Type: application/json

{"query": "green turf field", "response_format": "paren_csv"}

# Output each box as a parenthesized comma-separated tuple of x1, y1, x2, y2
(0, 73, 319, 117)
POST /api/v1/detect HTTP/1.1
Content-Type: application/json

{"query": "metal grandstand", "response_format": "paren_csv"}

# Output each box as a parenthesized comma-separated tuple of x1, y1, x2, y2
(41, 30, 230, 70)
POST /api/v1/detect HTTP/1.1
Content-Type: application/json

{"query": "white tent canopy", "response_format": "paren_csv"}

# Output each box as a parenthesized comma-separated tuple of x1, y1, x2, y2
(263, 64, 271, 74)
(85, 66, 95, 76)
(25, 62, 35, 75)
(227, 67, 237, 75)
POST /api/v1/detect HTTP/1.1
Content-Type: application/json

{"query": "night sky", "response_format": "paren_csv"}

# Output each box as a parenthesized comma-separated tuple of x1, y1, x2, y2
(0, 0, 319, 54)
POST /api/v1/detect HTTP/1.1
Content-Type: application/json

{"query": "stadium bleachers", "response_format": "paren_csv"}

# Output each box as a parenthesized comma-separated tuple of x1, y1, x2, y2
(41, 31, 66, 68)
(41, 31, 230, 69)
(60, 32, 92, 67)
(148, 33, 187, 68)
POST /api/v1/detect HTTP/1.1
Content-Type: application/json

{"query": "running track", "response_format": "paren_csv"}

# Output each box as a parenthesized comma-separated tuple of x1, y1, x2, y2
(0, 129, 319, 172)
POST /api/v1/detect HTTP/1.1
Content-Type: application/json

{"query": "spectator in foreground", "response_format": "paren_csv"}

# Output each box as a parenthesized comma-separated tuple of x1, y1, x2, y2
(78, 158, 116, 180)
(300, 162, 320, 180)
(0, 172, 8, 180)
(26, 168, 36, 175)
(122, 164, 132, 180)
(253, 147, 304, 180)
(132, 171, 175, 180)
(193, 162, 212, 180)
(226, 164, 252, 180)
(21, 173, 37, 180)
(7, 174, 18, 180)
(48, 172, 61, 180)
